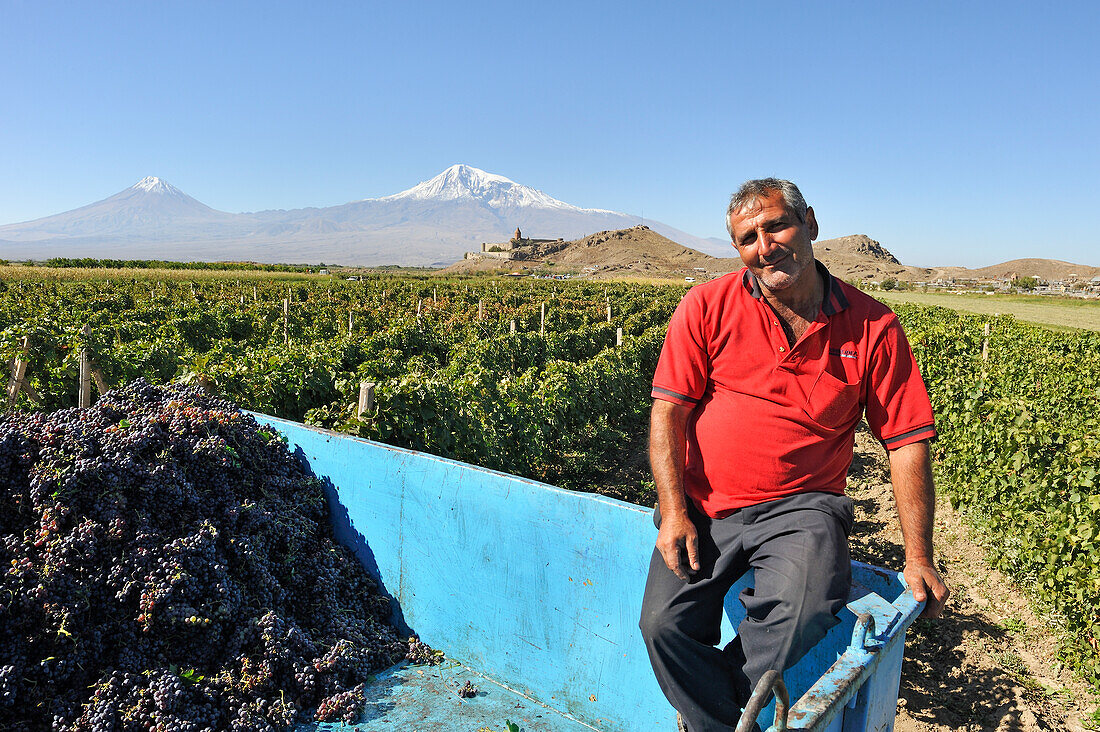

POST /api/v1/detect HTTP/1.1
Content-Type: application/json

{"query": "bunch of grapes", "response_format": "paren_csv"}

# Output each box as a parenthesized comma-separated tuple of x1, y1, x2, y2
(0, 379, 408, 731)
(405, 636, 445, 666)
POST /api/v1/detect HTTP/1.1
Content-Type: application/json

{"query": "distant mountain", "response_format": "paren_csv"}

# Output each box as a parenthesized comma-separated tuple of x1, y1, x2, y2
(0, 166, 729, 264)
(378, 164, 602, 210)
(0, 177, 257, 243)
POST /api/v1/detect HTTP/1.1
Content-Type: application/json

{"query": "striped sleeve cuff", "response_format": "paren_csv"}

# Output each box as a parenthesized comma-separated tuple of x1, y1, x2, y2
(882, 424, 937, 450)
(651, 386, 701, 406)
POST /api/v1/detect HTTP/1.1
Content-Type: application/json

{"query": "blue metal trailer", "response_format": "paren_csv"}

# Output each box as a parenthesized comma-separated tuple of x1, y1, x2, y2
(255, 415, 923, 732)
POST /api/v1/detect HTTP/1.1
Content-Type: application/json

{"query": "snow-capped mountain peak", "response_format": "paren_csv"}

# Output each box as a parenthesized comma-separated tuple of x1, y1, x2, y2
(380, 164, 608, 212)
(131, 176, 181, 195)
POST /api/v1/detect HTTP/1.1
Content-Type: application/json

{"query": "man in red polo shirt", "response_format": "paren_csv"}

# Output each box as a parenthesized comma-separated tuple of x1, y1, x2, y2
(639, 179, 949, 732)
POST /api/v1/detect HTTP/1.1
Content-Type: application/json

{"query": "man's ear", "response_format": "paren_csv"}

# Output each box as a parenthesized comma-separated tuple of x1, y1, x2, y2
(804, 206, 819, 240)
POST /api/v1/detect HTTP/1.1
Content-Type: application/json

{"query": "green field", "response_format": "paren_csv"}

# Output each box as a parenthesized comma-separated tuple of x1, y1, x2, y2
(874, 290, 1100, 332)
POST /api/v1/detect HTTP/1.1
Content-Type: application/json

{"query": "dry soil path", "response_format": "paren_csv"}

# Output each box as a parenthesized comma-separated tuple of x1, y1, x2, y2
(847, 429, 1098, 731)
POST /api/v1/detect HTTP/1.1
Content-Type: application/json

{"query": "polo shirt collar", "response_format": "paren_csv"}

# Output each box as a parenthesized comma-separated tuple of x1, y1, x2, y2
(741, 260, 850, 316)
(741, 268, 764, 299)
(818, 261, 850, 316)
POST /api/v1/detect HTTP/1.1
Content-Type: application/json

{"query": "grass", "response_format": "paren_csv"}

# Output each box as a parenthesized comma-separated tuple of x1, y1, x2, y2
(873, 290, 1100, 332)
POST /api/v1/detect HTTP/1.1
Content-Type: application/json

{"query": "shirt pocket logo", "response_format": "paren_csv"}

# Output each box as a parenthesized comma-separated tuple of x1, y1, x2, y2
(804, 369, 860, 429)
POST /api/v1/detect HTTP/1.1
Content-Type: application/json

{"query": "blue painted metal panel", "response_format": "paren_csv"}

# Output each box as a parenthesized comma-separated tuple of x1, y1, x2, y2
(254, 415, 922, 731)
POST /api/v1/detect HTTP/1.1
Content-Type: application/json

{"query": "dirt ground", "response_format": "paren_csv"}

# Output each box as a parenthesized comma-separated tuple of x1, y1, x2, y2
(846, 428, 1099, 731)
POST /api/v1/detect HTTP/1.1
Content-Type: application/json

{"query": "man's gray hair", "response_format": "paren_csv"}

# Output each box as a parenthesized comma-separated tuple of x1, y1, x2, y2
(726, 178, 808, 237)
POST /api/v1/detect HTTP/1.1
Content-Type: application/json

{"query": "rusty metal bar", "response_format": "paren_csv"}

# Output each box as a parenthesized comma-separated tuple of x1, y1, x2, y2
(737, 669, 789, 732)
(850, 612, 884, 651)
(782, 613, 884, 731)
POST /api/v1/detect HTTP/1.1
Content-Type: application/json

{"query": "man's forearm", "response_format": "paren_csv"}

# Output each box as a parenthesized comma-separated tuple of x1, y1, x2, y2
(649, 400, 693, 520)
(888, 439, 949, 617)
(887, 440, 936, 562)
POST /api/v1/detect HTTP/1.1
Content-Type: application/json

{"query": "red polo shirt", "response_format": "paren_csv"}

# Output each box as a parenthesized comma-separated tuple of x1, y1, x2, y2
(651, 264, 936, 518)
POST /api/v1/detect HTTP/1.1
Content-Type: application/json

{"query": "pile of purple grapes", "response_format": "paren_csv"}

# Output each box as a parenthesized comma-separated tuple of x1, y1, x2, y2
(0, 380, 407, 730)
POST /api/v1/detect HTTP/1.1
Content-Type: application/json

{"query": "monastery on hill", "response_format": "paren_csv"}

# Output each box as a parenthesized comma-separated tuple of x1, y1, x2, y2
(464, 228, 562, 261)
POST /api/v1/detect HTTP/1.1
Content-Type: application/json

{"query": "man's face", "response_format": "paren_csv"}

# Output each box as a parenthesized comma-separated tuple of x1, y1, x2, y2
(728, 190, 818, 293)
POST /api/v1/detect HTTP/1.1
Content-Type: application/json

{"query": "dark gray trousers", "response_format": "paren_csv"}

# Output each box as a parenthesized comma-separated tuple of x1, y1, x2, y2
(639, 491, 854, 732)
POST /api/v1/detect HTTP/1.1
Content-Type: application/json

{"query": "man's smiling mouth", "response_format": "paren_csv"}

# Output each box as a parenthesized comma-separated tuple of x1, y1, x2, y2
(760, 250, 791, 266)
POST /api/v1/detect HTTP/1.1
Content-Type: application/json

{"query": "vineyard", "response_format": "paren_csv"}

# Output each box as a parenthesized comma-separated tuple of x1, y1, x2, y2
(1, 276, 678, 495)
(895, 304, 1100, 684)
(2, 274, 1099, 686)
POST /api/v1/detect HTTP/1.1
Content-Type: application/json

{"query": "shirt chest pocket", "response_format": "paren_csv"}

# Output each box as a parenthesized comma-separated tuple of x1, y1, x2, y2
(803, 369, 861, 429)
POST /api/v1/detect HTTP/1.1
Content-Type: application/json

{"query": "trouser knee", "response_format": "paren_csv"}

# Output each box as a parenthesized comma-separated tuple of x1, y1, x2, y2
(639, 605, 682, 649)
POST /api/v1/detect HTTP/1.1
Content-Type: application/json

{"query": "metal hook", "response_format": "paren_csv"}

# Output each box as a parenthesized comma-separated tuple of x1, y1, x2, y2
(850, 612, 884, 651)
(735, 669, 790, 732)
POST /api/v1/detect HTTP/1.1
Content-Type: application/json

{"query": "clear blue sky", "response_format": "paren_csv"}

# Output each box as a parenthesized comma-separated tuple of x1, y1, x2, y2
(2, 1, 1097, 268)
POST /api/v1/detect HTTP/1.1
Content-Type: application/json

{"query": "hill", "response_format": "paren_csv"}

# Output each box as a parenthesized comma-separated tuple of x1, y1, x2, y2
(445, 228, 1099, 288)
(443, 226, 735, 279)
(962, 258, 1100, 281)
(445, 229, 910, 281)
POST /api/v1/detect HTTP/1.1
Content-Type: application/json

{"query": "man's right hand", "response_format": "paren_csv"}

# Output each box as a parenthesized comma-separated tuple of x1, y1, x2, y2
(656, 513, 700, 581)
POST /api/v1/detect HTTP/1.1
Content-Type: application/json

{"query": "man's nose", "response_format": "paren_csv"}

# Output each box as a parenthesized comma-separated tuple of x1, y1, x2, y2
(757, 231, 780, 256)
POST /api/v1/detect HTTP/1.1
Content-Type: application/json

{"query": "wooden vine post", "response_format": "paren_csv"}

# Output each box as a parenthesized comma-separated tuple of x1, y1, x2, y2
(76, 325, 110, 408)
(79, 325, 93, 408)
(6, 337, 42, 407)
(348, 310, 354, 336)
(478, 299, 484, 320)
(606, 304, 612, 323)
(283, 299, 290, 345)
(540, 303, 546, 333)
(357, 381, 376, 418)
(980, 316, 997, 379)
(616, 327, 623, 347)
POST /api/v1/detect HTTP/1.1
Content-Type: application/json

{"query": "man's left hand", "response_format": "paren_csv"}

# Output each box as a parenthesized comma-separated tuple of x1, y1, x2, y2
(904, 560, 949, 618)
